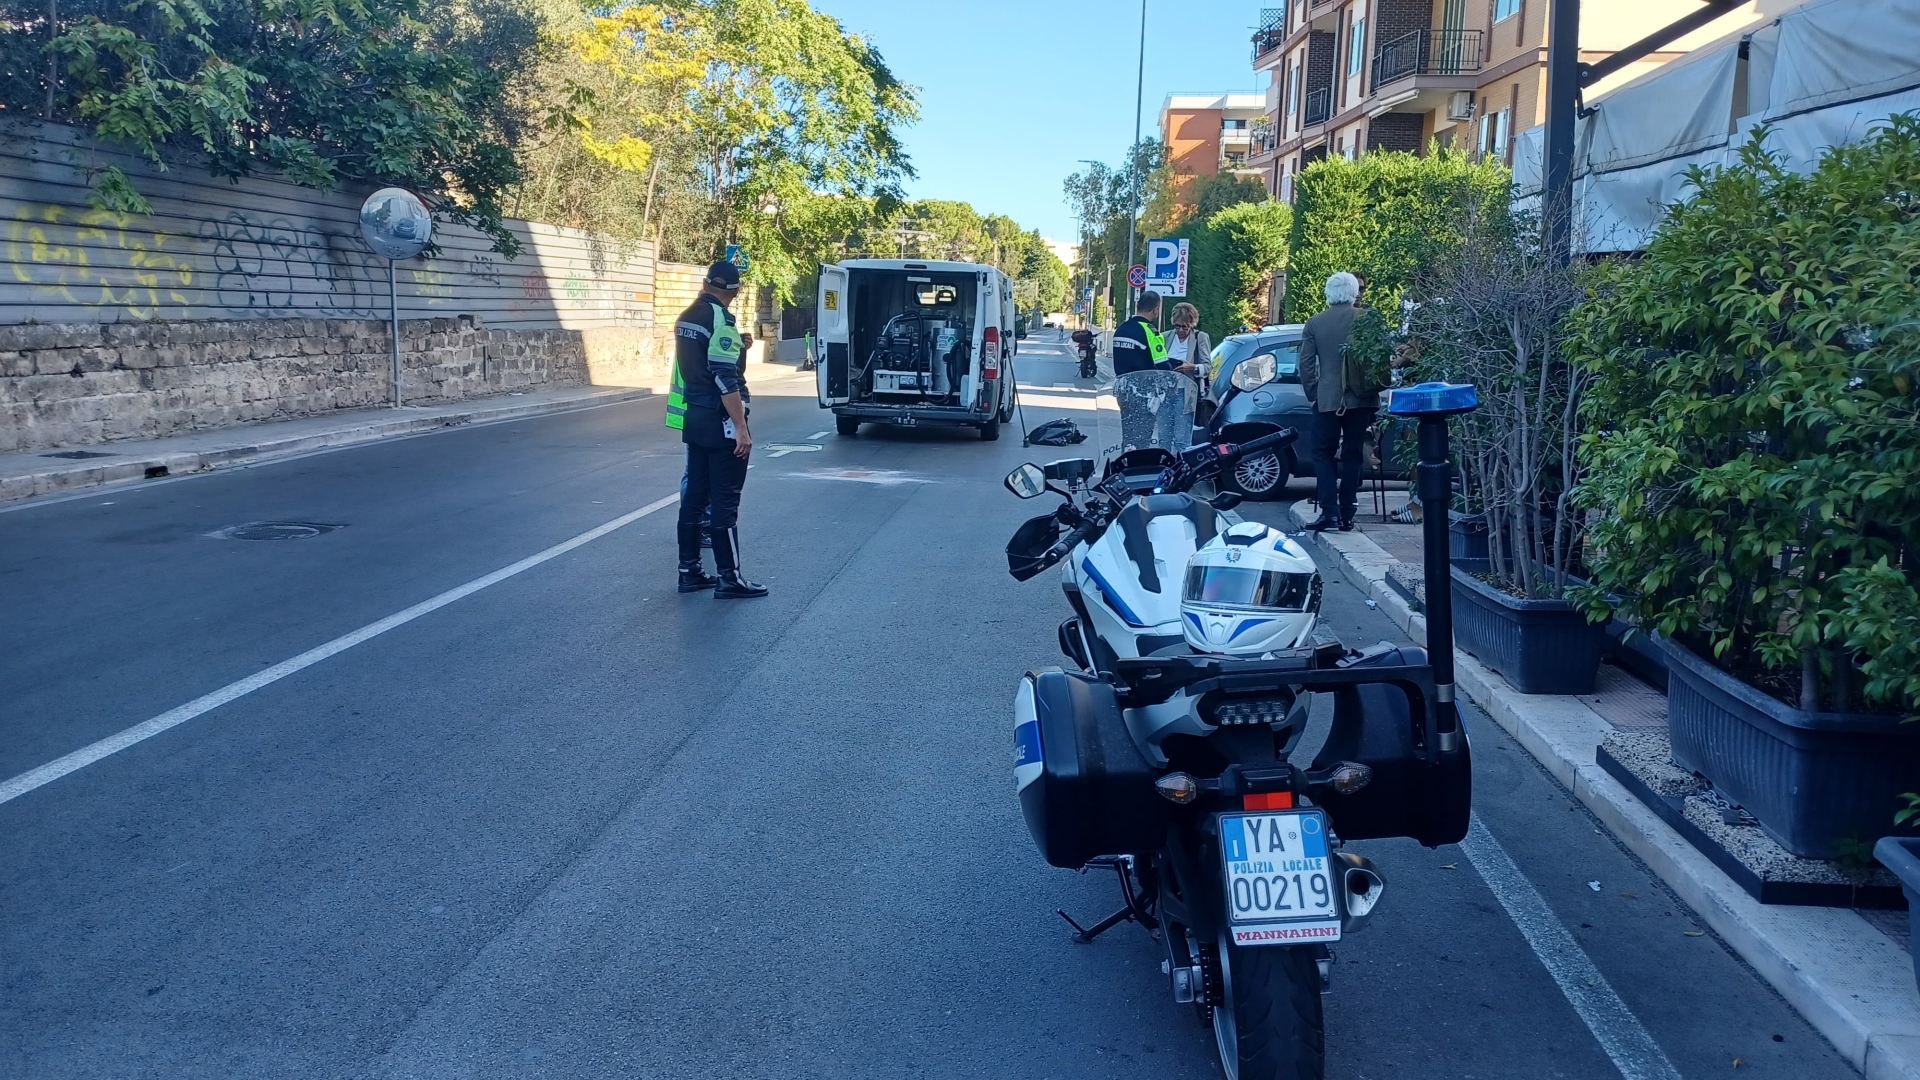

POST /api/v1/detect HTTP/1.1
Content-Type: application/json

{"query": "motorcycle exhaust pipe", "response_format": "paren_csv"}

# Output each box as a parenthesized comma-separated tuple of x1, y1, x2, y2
(1336, 852, 1385, 933)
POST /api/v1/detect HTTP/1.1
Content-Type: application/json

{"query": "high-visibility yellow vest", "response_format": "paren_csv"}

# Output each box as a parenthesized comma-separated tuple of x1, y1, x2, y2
(667, 302, 742, 431)
(665, 362, 686, 429)
(1143, 322, 1169, 365)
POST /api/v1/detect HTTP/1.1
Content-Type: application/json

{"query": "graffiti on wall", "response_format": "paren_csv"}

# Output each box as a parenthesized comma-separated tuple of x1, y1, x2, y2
(6, 202, 649, 326)
(6, 205, 196, 320)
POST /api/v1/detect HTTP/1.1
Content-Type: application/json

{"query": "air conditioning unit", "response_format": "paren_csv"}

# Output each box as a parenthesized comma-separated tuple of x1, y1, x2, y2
(1447, 91, 1476, 122)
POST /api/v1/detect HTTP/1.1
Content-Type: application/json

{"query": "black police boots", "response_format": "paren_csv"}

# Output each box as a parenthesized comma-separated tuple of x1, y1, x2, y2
(711, 527, 768, 599)
(677, 524, 717, 592)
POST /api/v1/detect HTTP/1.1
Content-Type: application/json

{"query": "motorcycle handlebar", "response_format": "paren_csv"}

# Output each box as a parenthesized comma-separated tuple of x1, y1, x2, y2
(1229, 427, 1299, 461)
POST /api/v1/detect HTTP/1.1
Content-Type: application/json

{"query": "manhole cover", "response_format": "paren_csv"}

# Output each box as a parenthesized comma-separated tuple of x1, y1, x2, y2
(211, 521, 344, 541)
(41, 450, 115, 460)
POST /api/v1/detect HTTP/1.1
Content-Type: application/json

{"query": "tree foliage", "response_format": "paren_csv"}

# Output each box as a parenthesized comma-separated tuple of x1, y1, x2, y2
(1570, 119, 1920, 716)
(1064, 139, 1165, 315)
(6, 0, 539, 250)
(1284, 147, 1510, 321)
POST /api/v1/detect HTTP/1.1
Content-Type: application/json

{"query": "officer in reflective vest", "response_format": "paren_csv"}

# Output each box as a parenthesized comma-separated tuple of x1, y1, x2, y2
(674, 261, 767, 598)
(1110, 289, 1197, 376)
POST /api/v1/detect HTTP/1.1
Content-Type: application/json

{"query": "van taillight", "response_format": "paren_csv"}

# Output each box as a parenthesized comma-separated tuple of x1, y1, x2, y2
(982, 328, 1000, 379)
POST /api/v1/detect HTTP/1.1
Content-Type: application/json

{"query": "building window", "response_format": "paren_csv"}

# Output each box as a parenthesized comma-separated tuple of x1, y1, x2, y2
(1287, 62, 1301, 120)
(1224, 119, 1247, 130)
(1348, 17, 1367, 76)
(1493, 0, 1520, 22)
(1479, 106, 1510, 161)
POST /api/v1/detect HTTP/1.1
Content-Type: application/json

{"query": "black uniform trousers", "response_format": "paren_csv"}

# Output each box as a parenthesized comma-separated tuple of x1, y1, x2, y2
(678, 405, 749, 569)
(1312, 407, 1376, 520)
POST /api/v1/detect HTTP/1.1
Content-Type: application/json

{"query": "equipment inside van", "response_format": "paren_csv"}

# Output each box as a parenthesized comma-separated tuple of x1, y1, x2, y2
(815, 260, 1017, 440)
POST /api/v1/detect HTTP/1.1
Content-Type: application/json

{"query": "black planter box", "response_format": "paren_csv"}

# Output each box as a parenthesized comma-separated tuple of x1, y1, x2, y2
(1664, 639, 1920, 861)
(1449, 512, 1490, 561)
(1873, 837, 1920, 991)
(1449, 561, 1606, 695)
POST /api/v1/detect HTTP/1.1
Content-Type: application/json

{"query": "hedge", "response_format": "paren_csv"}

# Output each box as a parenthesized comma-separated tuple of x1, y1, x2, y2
(1284, 148, 1510, 321)
(1174, 199, 1291, 340)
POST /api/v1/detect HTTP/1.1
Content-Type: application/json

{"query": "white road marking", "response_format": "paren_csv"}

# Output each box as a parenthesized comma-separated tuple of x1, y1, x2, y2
(762, 443, 823, 459)
(787, 468, 930, 486)
(807, 430, 831, 439)
(1459, 815, 1683, 1080)
(0, 492, 681, 808)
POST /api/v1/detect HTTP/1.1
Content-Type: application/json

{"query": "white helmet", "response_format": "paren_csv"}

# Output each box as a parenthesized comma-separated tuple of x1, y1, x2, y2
(1181, 522, 1322, 657)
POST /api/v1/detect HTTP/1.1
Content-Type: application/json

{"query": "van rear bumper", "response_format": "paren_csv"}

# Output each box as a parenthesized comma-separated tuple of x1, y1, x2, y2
(835, 403, 993, 426)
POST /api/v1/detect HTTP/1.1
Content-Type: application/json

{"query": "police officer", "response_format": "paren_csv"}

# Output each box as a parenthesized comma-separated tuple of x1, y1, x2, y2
(672, 261, 767, 598)
(1110, 289, 1198, 376)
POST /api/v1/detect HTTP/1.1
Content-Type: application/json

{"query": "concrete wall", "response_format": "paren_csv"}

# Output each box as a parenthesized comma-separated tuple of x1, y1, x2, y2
(0, 120, 689, 452)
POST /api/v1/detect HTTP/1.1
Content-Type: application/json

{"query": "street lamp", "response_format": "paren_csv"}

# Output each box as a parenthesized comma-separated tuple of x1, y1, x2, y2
(1124, 0, 1147, 319)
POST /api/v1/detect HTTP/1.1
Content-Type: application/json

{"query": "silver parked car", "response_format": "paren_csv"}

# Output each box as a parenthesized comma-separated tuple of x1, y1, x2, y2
(1198, 325, 1312, 500)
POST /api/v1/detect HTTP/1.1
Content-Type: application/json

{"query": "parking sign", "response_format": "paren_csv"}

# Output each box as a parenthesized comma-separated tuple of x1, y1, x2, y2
(1145, 239, 1188, 297)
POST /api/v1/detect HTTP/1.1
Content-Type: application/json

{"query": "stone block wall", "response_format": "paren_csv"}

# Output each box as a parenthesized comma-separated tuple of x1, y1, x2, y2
(0, 316, 673, 454)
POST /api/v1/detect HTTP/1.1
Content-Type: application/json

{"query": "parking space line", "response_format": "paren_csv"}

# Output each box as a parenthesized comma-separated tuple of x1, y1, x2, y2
(1460, 814, 1684, 1080)
(0, 492, 680, 809)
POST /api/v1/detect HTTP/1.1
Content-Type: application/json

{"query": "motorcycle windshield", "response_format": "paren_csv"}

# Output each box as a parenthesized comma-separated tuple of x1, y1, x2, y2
(1184, 565, 1318, 611)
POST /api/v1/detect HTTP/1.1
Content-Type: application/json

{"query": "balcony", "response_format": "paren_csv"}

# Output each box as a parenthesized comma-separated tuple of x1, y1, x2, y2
(1252, 7, 1286, 60)
(1303, 87, 1331, 127)
(1372, 29, 1483, 86)
(1250, 117, 1277, 155)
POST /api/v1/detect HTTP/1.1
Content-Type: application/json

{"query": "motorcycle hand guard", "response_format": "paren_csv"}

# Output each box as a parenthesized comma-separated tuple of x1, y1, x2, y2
(1007, 513, 1064, 581)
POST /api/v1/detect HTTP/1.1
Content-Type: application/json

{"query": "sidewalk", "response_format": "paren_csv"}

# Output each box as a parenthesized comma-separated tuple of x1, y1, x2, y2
(1288, 493, 1920, 1080)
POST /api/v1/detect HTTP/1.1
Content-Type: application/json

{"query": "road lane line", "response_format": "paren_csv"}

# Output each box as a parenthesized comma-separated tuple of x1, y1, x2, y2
(0, 492, 680, 808)
(1460, 815, 1683, 1080)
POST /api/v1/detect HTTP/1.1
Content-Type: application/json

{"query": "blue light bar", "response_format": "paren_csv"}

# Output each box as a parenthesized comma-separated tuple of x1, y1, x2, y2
(1388, 381, 1479, 417)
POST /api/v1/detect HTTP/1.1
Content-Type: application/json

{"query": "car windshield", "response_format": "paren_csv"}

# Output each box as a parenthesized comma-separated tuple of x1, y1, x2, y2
(1211, 337, 1252, 367)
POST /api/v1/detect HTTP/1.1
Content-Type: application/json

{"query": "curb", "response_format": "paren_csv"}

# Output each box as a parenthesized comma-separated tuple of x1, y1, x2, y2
(1, 388, 657, 506)
(1286, 499, 1920, 1080)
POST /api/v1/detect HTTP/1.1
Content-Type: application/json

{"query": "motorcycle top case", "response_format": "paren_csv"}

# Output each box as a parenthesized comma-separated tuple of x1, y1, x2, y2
(1014, 668, 1165, 868)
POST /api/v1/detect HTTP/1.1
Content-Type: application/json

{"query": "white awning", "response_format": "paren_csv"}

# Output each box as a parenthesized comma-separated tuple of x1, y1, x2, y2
(1513, 0, 1920, 253)
(1765, 0, 1920, 118)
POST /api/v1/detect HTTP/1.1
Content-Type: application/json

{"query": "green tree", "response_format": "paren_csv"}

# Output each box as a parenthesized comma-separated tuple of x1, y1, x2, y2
(1284, 147, 1509, 320)
(7, 0, 539, 251)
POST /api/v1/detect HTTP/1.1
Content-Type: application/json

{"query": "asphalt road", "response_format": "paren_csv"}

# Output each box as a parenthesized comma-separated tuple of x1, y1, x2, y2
(0, 330, 1855, 1079)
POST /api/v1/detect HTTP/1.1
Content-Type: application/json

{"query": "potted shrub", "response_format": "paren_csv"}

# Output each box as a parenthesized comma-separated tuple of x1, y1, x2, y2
(1405, 197, 1605, 695)
(1571, 121, 1920, 861)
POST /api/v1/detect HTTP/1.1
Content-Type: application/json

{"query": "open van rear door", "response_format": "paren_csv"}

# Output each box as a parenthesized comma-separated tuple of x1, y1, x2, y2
(816, 265, 850, 407)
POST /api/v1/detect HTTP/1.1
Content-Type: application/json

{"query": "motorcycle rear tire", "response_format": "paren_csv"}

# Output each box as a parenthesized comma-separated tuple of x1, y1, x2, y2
(1213, 938, 1324, 1080)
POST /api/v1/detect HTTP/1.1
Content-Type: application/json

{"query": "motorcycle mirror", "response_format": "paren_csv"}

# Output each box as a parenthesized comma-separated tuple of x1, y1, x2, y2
(1005, 463, 1047, 499)
(1209, 491, 1244, 511)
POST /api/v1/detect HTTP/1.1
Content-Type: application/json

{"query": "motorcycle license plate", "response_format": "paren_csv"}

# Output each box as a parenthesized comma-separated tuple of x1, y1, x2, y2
(1219, 812, 1341, 947)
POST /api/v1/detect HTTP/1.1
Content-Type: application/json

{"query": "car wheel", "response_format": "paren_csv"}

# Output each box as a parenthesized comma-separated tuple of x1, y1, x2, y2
(1219, 449, 1289, 501)
(835, 416, 860, 437)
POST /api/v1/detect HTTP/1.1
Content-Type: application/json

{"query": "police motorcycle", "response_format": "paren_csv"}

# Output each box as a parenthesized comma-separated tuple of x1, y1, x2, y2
(1001, 383, 1482, 1080)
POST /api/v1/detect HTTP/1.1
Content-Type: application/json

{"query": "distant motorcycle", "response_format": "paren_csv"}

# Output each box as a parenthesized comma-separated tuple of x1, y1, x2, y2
(1070, 328, 1098, 379)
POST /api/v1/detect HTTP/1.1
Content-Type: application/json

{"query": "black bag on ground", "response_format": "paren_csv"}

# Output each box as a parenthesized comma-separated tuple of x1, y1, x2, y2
(1028, 419, 1087, 446)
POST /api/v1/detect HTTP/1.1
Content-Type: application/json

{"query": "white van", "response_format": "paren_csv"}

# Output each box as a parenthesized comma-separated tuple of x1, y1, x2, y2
(814, 259, 1018, 440)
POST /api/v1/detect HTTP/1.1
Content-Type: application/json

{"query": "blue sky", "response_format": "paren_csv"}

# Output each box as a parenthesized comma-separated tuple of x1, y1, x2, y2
(812, 0, 1269, 243)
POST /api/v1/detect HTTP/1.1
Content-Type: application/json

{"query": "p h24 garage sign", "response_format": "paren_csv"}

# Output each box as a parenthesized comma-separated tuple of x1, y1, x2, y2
(1145, 238, 1188, 297)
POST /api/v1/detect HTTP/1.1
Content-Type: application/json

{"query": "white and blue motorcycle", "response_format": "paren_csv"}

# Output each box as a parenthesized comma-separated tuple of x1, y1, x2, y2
(1002, 416, 1475, 1080)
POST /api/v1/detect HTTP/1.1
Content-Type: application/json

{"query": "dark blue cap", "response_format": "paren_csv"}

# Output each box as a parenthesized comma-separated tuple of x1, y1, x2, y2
(704, 261, 741, 289)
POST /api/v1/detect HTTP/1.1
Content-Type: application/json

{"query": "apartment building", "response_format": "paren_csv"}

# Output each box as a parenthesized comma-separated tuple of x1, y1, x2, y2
(1249, 0, 1773, 200)
(1160, 92, 1270, 201)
